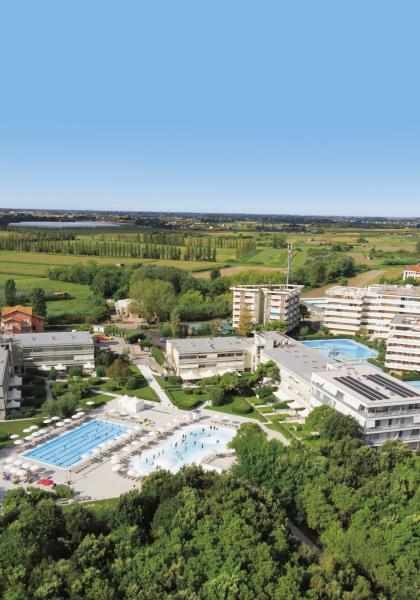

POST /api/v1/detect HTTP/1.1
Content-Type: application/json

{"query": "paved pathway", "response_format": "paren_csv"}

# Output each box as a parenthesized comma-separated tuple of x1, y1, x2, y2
(136, 364, 171, 408)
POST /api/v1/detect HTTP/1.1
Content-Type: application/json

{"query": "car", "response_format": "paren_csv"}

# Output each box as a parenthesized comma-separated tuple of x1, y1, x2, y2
(160, 337, 167, 343)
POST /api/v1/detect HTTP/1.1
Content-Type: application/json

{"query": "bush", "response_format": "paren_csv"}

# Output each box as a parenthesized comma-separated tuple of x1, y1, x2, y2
(257, 386, 275, 399)
(193, 388, 202, 395)
(231, 397, 252, 415)
(68, 366, 83, 378)
(273, 401, 290, 410)
(167, 376, 182, 385)
(54, 484, 75, 499)
(49, 367, 57, 380)
(95, 365, 105, 377)
(125, 375, 144, 390)
(159, 323, 172, 337)
(151, 346, 165, 366)
(211, 386, 225, 406)
(105, 382, 120, 392)
(184, 388, 193, 395)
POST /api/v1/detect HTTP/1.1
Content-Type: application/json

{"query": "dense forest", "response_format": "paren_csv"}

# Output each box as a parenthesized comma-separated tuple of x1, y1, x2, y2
(0, 420, 418, 599)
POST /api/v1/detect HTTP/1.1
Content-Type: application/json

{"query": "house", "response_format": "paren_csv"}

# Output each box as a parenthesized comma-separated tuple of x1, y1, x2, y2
(114, 298, 137, 320)
(403, 265, 420, 280)
(385, 314, 420, 373)
(1, 305, 44, 334)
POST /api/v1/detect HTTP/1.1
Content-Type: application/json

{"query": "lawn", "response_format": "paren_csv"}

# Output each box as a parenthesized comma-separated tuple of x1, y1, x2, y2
(207, 395, 268, 423)
(165, 388, 209, 410)
(0, 417, 48, 449)
(93, 380, 159, 402)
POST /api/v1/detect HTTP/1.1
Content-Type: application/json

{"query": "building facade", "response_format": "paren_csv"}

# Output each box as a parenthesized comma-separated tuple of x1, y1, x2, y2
(310, 365, 420, 449)
(385, 315, 420, 373)
(166, 336, 253, 380)
(11, 331, 95, 371)
(1, 305, 44, 334)
(403, 265, 420, 280)
(0, 346, 12, 419)
(324, 284, 420, 338)
(230, 284, 302, 331)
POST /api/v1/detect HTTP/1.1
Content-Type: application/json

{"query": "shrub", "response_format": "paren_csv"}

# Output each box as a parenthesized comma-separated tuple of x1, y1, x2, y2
(192, 388, 202, 395)
(105, 382, 120, 392)
(257, 386, 275, 399)
(68, 366, 83, 378)
(211, 386, 225, 406)
(151, 346, 165, 365)
(95, 365, 105, 377)
(125, 375, 144, 390)
(167, 376, 182, 385)
(184, 388, 193, 395)
(49, 367, 57, 380)
(231, 397, 252, 415)
(54, 484, 75, 498)
(273, 401, 290, 410)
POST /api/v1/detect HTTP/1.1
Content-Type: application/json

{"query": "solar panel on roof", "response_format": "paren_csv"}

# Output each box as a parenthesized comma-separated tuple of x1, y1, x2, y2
(334, 376, 389, 401)
(365, 374, 420, 398)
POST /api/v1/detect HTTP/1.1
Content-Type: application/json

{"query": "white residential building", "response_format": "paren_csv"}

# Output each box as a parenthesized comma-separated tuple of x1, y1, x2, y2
(260, 342, 331, 404)
(403, 265, 420, 280)
(385, 315, 420, 373)
(310, 365, 420, 449)
(0, 347, 12, 419)
(230, 284, 302, 331)
(11, 331, 95, 372)
(166, 336, 254, 380)
(324, 284, 420, 338)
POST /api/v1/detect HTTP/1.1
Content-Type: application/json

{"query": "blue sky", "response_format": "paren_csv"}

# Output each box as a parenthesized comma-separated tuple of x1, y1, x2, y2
(0, 1, 419, 216)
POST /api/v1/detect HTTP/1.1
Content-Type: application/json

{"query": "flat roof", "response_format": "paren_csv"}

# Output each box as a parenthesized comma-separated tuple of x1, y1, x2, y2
(12, 331, 94, 347)
(313, 364, 420, 404)
(168, 336, 253, 354)
(327, 284, 420, 299)
(262, 343, 330, 382)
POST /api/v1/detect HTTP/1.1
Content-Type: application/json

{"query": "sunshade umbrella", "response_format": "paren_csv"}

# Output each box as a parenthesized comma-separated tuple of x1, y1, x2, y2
(63, 418, 72, 423)
(14, 459, 23, 466)
(10, 434, 20, 439)
(21, 462, 31, 469)
(32, 430, 43, 437)
(147, 431, 156, 437)
(56, 422, 65, 428)
(81, 453, 90, 460)
(91, 448, 101, 456)
(76, 407, 83, 411)
(24, 436, 33, 441)
(77, 411, 85, 416)
(16, 468, 27, 477)
(86, 401, 95, 406)
(14, 440, 24, 446)
(51, 416, 60, 421)
(130, 440, 141, 447)
(43, 418, 52, 424)
(71, 414, 80, 419)
(23, 428, 32, 433)
(111, 464, 122, 471)
(29, 425, 39, 430)
(29, 464, 40, 472)
(111, 455, 122, 463)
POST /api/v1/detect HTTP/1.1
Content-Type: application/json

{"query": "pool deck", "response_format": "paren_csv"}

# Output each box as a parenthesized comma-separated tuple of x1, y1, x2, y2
(0, 397, 284, 502)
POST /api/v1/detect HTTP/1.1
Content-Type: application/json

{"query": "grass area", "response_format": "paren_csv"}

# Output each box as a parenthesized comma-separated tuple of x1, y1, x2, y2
(151, 347, 165, 366)
(80, 393, 114, 408)
(93, 380, 159, 402)
(0, 272, 92, 317)
(207, 395, 268, 423)
(266, 422, 295, 439)
(240, 247, 288, 267)
(165, 389, 207, 410)
(0, 417, 48, 449)
(257, 405, 276, 414)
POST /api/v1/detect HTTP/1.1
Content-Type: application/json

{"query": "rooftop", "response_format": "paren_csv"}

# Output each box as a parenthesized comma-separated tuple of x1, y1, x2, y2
(11, 331, 94, 347)
(262, 343, 330, 382)
(168, 336, 253, 354)
(326, 284, 420, 299)
(230, 284, 302, 292)
(2, 305, 33, 317)
(313, 364, 420, 404)
(404, 264, 420, 273)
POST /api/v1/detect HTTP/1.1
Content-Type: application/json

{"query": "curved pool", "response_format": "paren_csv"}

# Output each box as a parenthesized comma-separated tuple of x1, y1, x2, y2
(130, 424, 235, 475)
(302, 339, 378, 364)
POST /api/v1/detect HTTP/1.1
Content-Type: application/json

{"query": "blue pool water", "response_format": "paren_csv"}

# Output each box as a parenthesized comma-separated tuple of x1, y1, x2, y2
(24, 419, 131, 468)
(131, 424, 235, 475)
(408, 381, 420, 390)
(302, 339, 378, 364)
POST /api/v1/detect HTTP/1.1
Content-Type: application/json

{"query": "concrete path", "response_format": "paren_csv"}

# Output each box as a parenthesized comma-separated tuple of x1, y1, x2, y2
(136, 364, 171, 408)
(288, 520, 321, 554)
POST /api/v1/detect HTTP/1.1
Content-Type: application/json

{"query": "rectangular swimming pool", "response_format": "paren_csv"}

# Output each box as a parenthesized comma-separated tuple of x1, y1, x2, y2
(302, 339, 378, 365)
(24, 419, 131, 468)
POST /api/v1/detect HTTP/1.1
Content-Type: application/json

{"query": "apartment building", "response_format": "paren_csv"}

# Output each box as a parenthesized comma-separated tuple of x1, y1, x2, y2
(310, 365, 420, 449)
(230, 284, 302, 331)
(324, 284, 420, 338)
(385, 315, 420, 373)
(403, 265, 420, 280)
(166, 336, 253, 380)
(11, 331, 95, 371)
(0, 347, 12, 419)
(260, 342, 330, 404)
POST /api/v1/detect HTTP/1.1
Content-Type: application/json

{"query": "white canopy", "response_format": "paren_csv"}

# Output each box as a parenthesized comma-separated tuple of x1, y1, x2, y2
(10, 434, 19, 439)
(288, 400, 306, 410)
(55, 364, 66, 371)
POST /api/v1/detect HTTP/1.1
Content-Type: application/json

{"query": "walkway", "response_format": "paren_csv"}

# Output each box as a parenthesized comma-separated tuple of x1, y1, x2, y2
(136, 364, 171, 408)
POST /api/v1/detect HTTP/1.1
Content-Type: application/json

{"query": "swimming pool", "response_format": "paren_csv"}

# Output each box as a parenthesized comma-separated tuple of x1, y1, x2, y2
(408, 381, 420, 390)
(302, 339, 378, 364)
(24, 419, 131, 468)
(130, 424, 235, 475)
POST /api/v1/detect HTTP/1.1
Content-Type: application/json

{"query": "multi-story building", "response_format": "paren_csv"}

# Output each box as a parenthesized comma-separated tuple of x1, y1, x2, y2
(403, 265, 420, 280)
(0, 346, 12, 419)
(1, 305, 44, 334)
(230, 284, 302, 331)
(310, 365, 420, 449)
(166, 336, 253, 380)
(10, 331, 95, 372)
(385, 315, 420, 373)
(324, 284, 420, 338)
